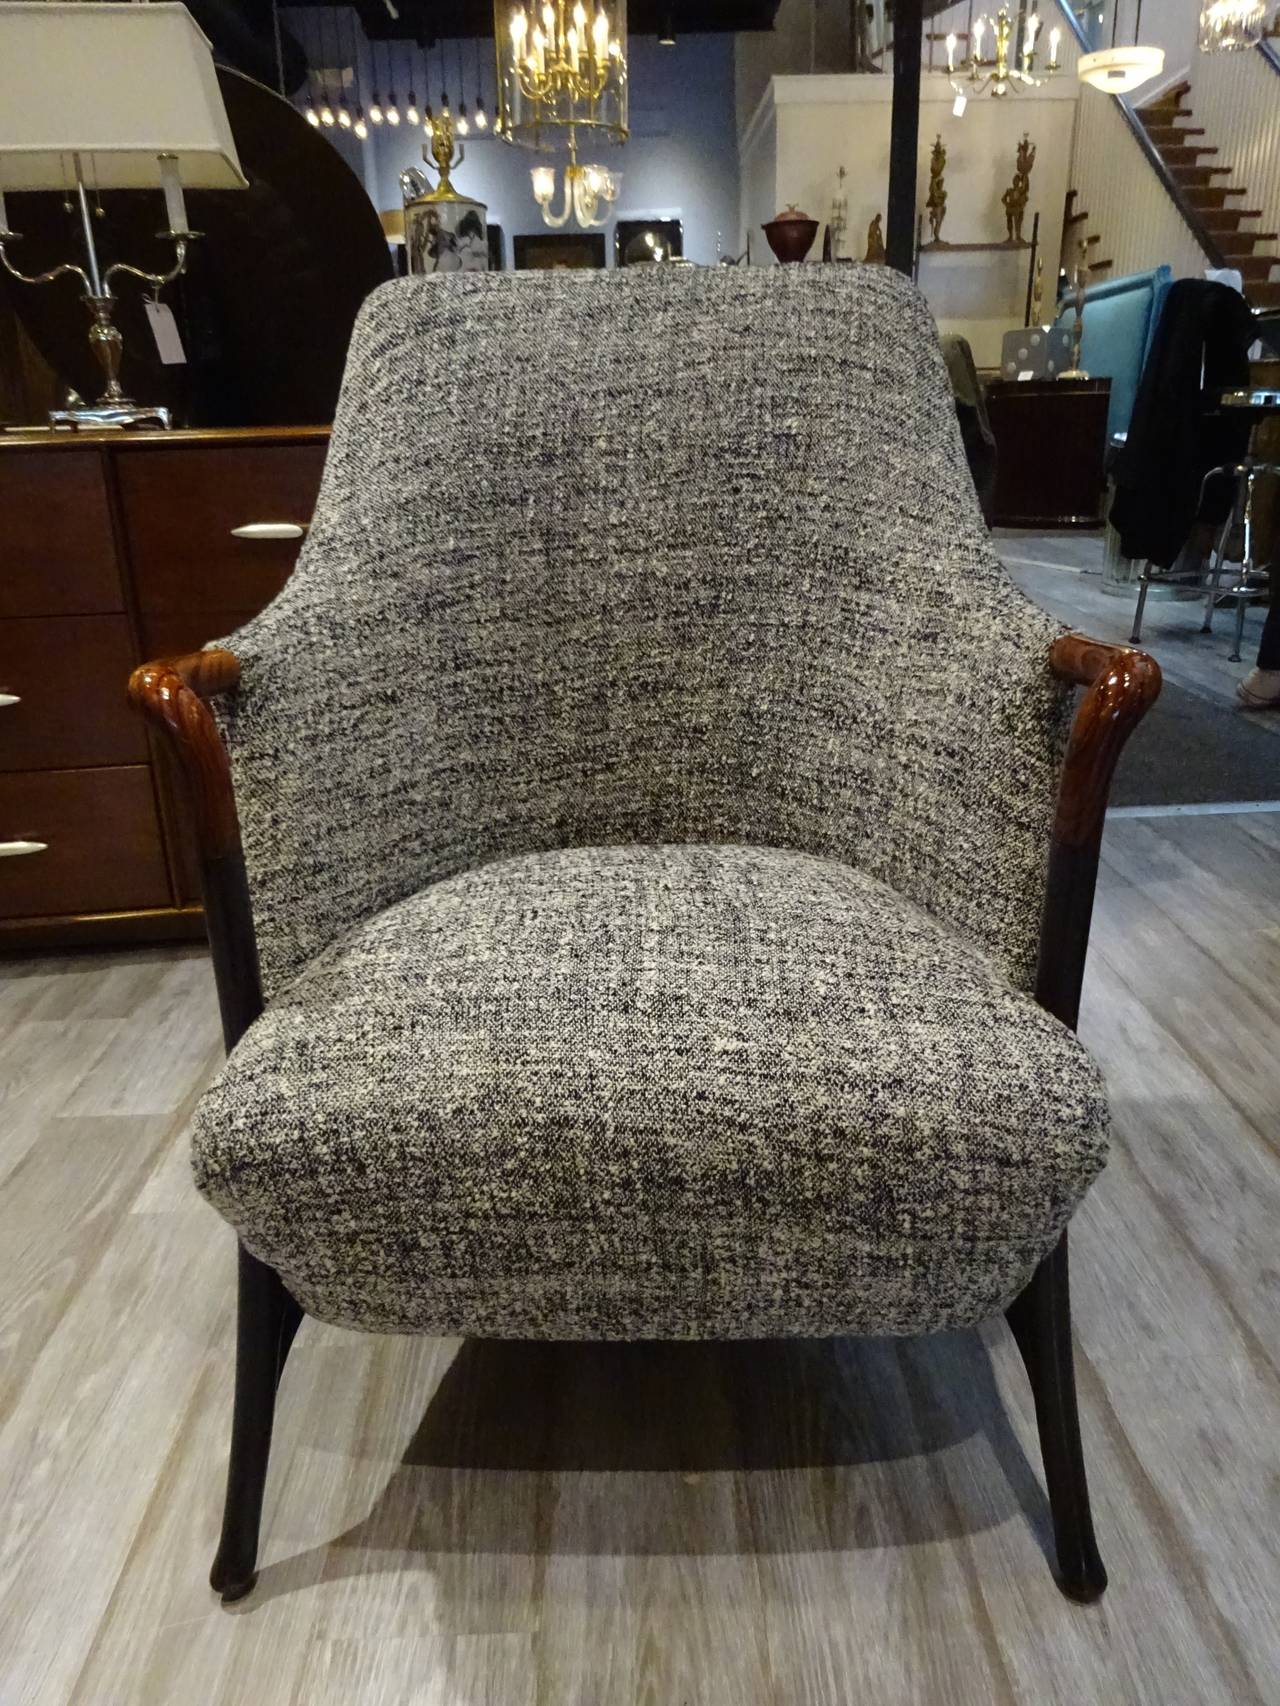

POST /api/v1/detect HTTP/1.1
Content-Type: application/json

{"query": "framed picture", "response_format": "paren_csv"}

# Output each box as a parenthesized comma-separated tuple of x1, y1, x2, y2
(487, 223, 505, 272)
(615, 218, 683, 267)
(513, 232, 607, 271)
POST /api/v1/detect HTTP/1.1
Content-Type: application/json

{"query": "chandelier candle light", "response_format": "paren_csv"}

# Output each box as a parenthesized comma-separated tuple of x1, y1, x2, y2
(946, 4, 1060, 100)
(496, 0, 627, 228)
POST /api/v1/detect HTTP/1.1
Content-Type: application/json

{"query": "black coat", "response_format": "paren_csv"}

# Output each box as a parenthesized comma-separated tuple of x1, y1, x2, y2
(1111, 279, 1255, 568)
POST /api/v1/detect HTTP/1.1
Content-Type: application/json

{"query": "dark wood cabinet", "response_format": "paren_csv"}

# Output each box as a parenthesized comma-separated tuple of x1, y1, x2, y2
(0, 616, 147, 771)
(0, 425, 328, 950)
(0, 449, 121, 617)
(0, 767, 171, 920)
(984, 377, 1112, 529)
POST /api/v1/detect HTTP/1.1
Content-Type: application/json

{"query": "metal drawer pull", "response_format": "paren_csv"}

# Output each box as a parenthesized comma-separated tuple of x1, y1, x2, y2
(0, 693, 19, 708)
(0, 839, 46, 857)
(230, 522, 306, 541)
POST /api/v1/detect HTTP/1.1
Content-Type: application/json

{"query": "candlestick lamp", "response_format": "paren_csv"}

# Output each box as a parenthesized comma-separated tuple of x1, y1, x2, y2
(0, 2, 246, 428)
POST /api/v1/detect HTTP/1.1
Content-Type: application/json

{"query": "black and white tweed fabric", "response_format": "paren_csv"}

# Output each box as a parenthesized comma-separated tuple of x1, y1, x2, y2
(196, 263, 1106, 1339)
(196, 844, 1107, 1338)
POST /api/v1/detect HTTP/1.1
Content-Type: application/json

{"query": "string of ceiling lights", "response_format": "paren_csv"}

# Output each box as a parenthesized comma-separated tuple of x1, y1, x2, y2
(301, 14, 495, 142)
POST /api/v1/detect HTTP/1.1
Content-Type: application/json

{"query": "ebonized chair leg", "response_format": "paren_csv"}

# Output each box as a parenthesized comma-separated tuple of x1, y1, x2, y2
(209, 1242, 303, 1603)
(1005, 1231, 1108, 1603)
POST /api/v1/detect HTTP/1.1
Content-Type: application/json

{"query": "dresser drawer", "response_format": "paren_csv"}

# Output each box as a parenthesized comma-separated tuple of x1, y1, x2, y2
(117, 444, 325, 618)
(0, 767, 171, 919)
(0, 450, 123, 617)
(0, 616, 146, 772)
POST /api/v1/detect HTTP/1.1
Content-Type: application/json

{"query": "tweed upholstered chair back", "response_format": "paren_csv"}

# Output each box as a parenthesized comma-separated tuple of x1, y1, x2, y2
(216, 264, 1069, 999)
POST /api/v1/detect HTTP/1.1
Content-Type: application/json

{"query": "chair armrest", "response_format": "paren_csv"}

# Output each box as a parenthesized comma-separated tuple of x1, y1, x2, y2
(1035, 633, 1161, 1031)
(128, 648, 263, 1052)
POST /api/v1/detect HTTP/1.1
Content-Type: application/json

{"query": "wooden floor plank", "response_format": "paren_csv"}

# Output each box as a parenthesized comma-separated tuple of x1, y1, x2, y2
(3, 806, 1279, 1705)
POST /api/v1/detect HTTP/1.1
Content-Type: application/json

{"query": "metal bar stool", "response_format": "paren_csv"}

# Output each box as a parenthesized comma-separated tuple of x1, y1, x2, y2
(1131, 456, 1278, 658)
(1198, 458, 1278, 661)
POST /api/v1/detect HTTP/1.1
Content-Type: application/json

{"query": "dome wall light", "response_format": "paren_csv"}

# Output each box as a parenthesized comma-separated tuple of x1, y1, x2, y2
(1078, 44, 1165, 89)
(1079, 0, 1164, 94)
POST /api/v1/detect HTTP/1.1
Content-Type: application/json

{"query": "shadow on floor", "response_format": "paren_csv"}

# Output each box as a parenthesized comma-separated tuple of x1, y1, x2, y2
(243, 1327, 1055, 1606)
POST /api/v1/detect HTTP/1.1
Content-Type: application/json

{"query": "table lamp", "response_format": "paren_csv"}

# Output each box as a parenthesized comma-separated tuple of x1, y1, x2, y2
(0, 1, 246, 428)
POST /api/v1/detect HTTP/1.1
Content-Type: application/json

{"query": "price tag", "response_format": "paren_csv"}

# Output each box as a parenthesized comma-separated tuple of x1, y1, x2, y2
(1017, 369, 1035, 382)
(143, 300, 187, 365)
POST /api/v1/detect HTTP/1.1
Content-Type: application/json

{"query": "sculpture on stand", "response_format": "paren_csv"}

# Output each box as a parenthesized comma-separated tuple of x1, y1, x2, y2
(401, 110, 489, 276)
(1060, 237, 1090, 380)
(829, 165, 849, 259)
(925, 135, 948, 244)
(1001, 132, 1036, 244)
(864, 212, 886, 264)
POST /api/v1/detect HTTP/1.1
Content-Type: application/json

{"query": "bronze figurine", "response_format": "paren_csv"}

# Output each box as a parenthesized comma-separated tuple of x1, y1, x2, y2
(926, 135, 948, 245)
(1001, 131, 1036, 244)
(864, 212, 886, 264)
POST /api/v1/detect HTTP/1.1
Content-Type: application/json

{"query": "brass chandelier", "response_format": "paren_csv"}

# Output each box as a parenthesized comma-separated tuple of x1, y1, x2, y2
(495, 0, 628, 228)
(945, 4, 1062, 99)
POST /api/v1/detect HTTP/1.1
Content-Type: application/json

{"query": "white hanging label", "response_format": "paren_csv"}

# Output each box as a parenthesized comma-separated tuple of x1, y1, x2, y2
(144, 300, 187, 365)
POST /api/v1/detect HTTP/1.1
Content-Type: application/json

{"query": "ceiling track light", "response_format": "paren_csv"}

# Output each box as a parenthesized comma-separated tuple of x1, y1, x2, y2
(472, 35, 488, 128)
(385, 43, 400, 123)
(407, 48, 420, 127)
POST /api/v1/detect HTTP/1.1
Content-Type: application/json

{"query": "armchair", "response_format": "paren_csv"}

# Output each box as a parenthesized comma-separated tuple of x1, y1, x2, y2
(130, 265, 1159, 1607)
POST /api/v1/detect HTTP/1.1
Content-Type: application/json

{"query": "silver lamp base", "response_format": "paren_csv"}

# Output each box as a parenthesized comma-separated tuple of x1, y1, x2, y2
(48, 398, 172, 430)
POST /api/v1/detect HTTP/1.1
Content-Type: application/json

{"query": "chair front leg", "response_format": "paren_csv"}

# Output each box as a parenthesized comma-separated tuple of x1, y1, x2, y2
(1006, 1232, 1107, 1602)
(208, 1243, 303, 1603)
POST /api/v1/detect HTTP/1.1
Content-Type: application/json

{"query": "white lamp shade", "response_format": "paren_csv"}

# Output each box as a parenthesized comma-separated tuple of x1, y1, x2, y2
(0, 2, 245, 191)
(1077, 45, 1166, 93)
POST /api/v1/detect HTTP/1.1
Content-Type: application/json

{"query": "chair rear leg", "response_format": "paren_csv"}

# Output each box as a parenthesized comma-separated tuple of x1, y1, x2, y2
(1005, 1231, 1108, 1603)
(209, 1242, 303, 1603)
(1129, 563, 1153, 645)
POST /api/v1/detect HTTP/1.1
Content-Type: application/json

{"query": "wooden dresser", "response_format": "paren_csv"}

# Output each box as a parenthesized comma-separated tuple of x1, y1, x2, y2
(0, 426, 329, 950)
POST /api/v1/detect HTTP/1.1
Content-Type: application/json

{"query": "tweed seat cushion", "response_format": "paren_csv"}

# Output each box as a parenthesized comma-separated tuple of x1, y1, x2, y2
(193, 842, 1108, 1340)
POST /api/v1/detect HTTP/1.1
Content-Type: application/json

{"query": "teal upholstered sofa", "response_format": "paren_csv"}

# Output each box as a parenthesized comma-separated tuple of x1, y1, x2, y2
(1055, 265, 1173, 443)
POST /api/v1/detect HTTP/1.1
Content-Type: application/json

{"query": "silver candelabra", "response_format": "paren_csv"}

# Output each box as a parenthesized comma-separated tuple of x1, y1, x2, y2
(0, 152, 194, 429)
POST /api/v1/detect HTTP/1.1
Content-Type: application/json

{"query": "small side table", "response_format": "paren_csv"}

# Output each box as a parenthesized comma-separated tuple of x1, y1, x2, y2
(984, 377, 1112, 529)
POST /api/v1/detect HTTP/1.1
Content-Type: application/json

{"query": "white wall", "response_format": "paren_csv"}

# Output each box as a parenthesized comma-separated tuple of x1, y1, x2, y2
(742, 73, 1079, 364)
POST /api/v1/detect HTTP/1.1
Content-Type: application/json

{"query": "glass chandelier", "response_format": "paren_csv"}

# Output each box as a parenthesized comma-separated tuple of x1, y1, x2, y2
(1198, 0, 1267, 51)
(945, 4, 1061, 98)
(495, 0, 628, 228)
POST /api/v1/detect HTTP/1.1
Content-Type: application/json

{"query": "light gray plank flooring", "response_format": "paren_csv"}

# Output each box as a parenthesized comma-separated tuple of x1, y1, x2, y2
(2, 812, 1278, 1705)
(996, 529, 1279, 739)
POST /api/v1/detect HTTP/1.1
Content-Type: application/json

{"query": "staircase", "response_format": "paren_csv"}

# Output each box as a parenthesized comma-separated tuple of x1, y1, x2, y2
(1136, 81, 1280, 309)
(1059, 189, 1113, 283)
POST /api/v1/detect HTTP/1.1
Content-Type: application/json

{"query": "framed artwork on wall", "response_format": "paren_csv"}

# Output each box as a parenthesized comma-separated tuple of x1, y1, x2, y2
(513, 232, 607, 271)
(615, 218, 684, 266)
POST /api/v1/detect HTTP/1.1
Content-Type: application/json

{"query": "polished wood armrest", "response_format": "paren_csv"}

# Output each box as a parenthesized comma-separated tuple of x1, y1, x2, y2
(128, 649, 242, 858)
(1035, 633, 1161, 1031)
(128, 647, 262, 1051)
